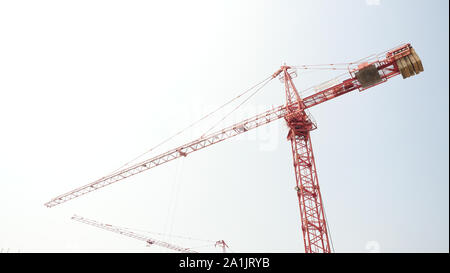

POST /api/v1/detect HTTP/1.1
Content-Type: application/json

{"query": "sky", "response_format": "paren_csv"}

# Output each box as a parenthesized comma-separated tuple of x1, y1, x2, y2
(0, 0, 448, 253)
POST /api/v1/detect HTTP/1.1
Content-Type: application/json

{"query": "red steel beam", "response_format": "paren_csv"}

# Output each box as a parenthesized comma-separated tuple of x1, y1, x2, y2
(71, 215, 197, 253)
(45, 44, 409, 208)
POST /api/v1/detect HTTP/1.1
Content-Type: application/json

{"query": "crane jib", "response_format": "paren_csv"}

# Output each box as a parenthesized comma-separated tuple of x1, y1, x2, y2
(44, 44, 423, 210)
(44, 104, 288, 207)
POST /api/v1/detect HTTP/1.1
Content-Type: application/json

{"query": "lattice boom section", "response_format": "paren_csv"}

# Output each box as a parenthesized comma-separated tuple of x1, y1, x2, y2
(302, 56, 402, 109)
(291, 133, 330, 253)
(71, 215, 197, 253)
(45, 105, 288, 207)
(302, 79, 359, 108)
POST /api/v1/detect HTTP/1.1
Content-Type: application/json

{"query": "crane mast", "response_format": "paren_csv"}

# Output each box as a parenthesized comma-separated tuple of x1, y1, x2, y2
(279, 66, 331, 253)
(47, 44, 423, 253)
(215, 240, 229, 253)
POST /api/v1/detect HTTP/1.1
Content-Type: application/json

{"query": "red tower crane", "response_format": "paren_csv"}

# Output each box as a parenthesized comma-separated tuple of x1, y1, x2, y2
(46, 44, 423, 253)
(71, 215, 229, 253)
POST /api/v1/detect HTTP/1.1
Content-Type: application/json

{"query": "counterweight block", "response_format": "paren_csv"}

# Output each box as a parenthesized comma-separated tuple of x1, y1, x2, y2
(355, 64, 383, 88)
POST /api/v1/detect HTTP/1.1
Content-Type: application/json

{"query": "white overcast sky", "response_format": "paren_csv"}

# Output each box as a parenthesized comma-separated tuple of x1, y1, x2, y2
(0, 0, 448, 253)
